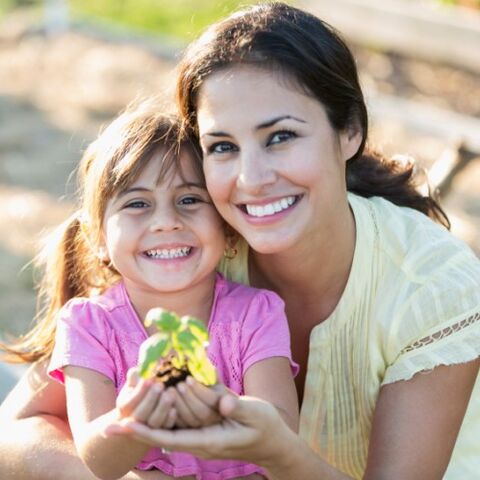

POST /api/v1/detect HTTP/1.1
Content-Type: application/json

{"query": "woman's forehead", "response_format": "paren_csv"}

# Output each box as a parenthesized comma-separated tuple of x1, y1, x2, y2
(196, 66, 320, 132)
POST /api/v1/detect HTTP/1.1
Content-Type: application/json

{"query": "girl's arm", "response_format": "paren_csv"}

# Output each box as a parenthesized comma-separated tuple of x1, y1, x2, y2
(108, 359, 479, 479)
(242, 356, 299, 432)
(0, 360, 174, 480)
(63, 365, 177, 480)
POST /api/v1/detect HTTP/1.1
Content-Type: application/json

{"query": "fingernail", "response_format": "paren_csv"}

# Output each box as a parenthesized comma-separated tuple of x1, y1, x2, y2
(186, 376, 195, 386)
(177, 382, 186, 393)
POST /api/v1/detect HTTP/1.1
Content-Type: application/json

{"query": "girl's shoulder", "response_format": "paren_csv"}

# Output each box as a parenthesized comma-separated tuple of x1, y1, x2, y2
(213, 273, 285, 324)
(57, 282, 131, 324)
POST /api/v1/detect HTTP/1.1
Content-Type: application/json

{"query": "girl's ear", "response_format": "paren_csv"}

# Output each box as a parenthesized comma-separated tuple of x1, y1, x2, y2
(339, 123, 362, 163)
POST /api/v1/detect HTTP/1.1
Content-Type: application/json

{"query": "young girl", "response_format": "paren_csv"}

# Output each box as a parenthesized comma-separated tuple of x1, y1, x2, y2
(6, 102, 299, 480)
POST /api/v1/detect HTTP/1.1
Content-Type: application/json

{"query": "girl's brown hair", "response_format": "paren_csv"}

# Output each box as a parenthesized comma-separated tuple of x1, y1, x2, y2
(176, 2, 449, 227)
(1, 102, 202, 363)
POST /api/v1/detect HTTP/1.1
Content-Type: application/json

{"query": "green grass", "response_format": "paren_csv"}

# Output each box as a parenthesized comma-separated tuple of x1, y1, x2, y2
(69, 0, 258, 40)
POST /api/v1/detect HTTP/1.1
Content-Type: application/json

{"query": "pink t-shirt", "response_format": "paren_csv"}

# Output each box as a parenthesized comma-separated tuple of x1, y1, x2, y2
(49, 273, 298, 479)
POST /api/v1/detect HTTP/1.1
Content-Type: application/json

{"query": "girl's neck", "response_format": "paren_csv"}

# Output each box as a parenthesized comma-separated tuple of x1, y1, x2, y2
(123, 274, 217, 329)
(249, 201, 356, 323)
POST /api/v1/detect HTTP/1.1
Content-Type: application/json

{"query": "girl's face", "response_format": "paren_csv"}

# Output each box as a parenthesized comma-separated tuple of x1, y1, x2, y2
(102, 148, 226, 299)
(197, 65, 361, 254)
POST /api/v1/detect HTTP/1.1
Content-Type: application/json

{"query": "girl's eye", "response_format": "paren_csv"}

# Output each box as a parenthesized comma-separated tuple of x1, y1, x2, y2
(124, 200, 148, 209)
(207, 141, 238, 155)
(268, 130, 297, 146)
(179, 196, 201, 206)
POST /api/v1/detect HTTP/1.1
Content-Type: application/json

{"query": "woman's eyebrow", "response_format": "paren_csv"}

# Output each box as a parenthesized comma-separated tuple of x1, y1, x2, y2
(201, 115, 306, 140)
(256, 115, 306, 130)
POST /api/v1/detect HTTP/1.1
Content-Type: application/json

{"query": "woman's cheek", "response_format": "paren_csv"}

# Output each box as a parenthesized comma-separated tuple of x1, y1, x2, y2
(205, 164, 233, 206)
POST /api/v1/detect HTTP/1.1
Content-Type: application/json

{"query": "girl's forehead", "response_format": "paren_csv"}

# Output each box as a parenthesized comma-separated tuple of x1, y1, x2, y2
(133, 147, 203, 188)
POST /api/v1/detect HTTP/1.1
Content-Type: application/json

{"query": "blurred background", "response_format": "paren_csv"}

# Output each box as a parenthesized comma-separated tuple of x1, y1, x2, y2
(1, 0, 479, 398)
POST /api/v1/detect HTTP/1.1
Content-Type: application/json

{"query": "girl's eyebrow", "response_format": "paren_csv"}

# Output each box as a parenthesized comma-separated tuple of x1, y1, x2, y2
(177, 181, 207, 190)
(117, 186, 151, 198)
(201, 115, 306, 139)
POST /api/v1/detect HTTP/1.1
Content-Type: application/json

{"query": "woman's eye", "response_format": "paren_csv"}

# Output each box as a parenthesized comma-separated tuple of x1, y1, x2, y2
(207, 141, 237, 155)
(268, 130, 297, 146)
(124, 200, 148, 209)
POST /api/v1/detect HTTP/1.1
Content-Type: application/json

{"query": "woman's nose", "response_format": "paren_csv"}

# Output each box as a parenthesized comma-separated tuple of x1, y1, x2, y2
(149, 206, 183, 232)
(236, 151, 276, 194)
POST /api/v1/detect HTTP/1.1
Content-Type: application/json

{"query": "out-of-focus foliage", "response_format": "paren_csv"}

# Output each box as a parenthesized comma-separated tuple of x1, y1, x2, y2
(0, 0, 40, 16)
(0, 0, 260, 38)
(436, 0, 480, 6)
(71, 0, 258, 39)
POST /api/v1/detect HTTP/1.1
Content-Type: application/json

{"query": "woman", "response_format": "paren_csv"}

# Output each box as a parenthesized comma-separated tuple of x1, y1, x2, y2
(1, 3, 479, 479)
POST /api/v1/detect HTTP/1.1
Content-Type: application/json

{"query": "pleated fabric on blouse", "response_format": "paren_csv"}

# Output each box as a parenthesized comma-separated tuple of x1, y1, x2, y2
(219, 192, 480, 479)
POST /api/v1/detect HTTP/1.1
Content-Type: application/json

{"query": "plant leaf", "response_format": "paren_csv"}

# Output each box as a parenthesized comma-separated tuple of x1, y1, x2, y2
(184, 317, 209, 343)
(138, 333, 170, 378)
(177, 329, 198, 353)
(187, 352, 217, 386)
(145, 308, 181, 332)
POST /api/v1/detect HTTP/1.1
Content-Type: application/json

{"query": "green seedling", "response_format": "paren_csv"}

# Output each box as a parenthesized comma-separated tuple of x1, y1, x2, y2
(138, 308, 217, 386)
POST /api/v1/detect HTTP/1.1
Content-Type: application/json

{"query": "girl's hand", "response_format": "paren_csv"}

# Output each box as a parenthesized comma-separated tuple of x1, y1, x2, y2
(112, 393, 293, 467)
(173, 377, 224, 428)
(113, 368, 177, 430)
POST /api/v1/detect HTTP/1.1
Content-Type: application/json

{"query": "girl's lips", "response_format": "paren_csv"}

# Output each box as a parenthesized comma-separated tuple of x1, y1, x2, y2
(143, 246, 194, 260)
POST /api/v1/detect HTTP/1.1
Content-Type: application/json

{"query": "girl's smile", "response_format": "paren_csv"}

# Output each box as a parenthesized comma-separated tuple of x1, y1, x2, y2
(102, 148, 226, 316)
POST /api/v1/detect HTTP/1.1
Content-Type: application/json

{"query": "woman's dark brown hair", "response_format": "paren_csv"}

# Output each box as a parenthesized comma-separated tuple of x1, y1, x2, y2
(176, 2, 449, 227)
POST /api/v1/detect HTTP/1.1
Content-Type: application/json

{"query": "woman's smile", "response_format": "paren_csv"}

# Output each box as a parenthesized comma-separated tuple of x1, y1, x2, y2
(198, 65, 354, 253)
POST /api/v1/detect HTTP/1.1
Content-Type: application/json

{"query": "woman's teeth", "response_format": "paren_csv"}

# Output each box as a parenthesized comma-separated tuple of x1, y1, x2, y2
(145, 247, 192, 259)
(245, 196, 296, 217)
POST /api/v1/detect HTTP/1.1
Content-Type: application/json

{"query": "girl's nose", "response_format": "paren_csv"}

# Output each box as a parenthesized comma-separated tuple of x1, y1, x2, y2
(236, 151, 276, 194)
(149, 206, 183, 232)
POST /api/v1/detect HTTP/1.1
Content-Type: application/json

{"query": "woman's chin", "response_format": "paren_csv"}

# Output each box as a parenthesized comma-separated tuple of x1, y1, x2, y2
(244, 234, 296, 255)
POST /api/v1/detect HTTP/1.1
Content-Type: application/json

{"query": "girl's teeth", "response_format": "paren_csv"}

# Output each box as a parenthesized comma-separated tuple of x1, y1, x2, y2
(146, 247, 191, 259)
(245, 196, 296, 217)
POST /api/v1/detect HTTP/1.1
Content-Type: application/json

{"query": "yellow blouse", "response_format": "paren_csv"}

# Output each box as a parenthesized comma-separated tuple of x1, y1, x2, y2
(219, 193, 480, 479)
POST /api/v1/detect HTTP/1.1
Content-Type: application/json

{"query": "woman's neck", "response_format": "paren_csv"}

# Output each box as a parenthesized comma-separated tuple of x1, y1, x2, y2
(250, 201, 356, 323)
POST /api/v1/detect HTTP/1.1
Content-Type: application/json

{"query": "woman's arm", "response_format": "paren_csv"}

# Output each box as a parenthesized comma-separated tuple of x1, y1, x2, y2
(0, 360, 171, 480)
(110, 359, 479, 480)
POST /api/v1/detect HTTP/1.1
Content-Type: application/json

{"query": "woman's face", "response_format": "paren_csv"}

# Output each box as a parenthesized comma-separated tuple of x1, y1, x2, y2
(197, 65, 361, 254)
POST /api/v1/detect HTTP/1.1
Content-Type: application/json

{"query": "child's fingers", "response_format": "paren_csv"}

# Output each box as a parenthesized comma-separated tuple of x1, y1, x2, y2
(173, 386, 203, 427)
(125, 367, 141, 387)
(186, 376, 225, 408)
(145, 387, 175, 429)
(162, 406, 177, 430)
(176, 381, 222, 426)
(117, 378, 151, 417)
(130, 382, 164, 422)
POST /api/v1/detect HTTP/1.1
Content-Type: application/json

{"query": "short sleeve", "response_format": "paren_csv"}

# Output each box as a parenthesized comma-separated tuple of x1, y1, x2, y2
(383, 255, 480, 385)
(240, 290, 299, 376)
(48, 298, 117, 384)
